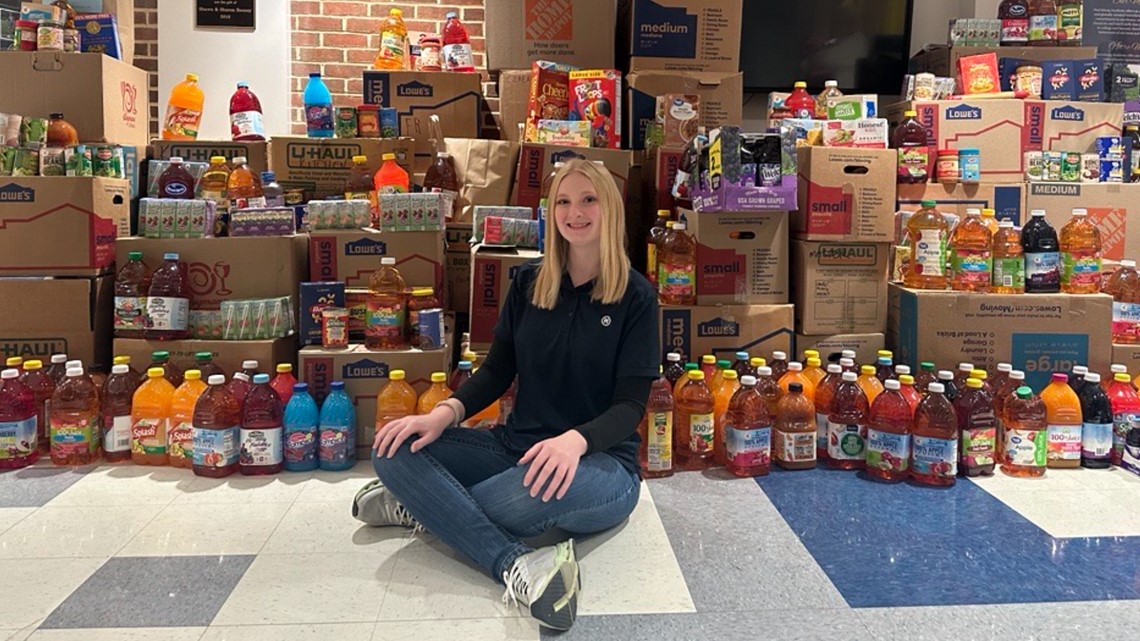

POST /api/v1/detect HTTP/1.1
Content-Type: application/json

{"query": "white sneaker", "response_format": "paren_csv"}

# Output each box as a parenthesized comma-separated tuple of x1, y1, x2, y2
(502, 539, 580, 630)
(351, 480, 418, 528)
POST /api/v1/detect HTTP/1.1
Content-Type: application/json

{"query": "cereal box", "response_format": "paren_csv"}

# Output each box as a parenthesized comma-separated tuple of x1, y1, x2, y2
(957, 53, 1000, 95)
(656, 94, 700, 148)
(525, 61, 573, 144)
(568, 69, 622, 149)
(535, 120, 591, 147)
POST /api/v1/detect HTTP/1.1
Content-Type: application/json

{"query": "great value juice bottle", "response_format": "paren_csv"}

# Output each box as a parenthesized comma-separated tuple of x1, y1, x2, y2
(21, 360, 55, 456)
(1079, 373, 1113, 469)
(367, 257, 408, 350)
(865, 379, 912, 482)
(145, 253, 190, 340)
(912, 382, 959, 486)
(675, 370, 715, 469)
(227, 373, 253, 413)
(950, 208, 994, 292)
(713, 369, 740, 466)
(638, 369, 675, 479)
(318, 381, 356, 471)
(114, 251, 150, 338)
(675, 363, 698, 397)
(451, 360, 474, 392)
(198, 156, 231, 213)
(284, 383, 320, 471)
(161, 73, 204, 141)
(50, 366, 101, 466)
(375, 153, 410, 194)
(169, 370, 206, 469)
(46, 354, 69, 387)
(304, 73, 335, 137)
(442, 11, 475, 72)
(229, 82, 265, 142)
(992, 220, 1025, 294)
(857, 365, 884, 405)
(1002, 386, 1047, 477)
(954, 363, 976, 392)
(828, 371, 869, 469)
(814, 364, 842, 460)
(646, 211, 670, 288)
(1069, 365, 1088, 397)
(158, 157, 195, 199)
(417, 372, 452, 415)
(658, 222, 696, 305)
(774, 381, 817, 470)
(898, 374, 922, 416)
(779, 362, 816, 401)
(1108, 372, 1140, 465)
(755, 366, 785, 419)
(240, 374, 284, 476)
(893, 110, 932, 184)
(192, 374, 241, 478)
(227, 156, 266, 211)
(957, 378, 996, 477)
(0, 368, 38, 469)
(1022, 210, 1061, 293)
(374, 8, 408, 70)
(1042, 372, 1082, 468)
(131, 367, 175, 466)
(149, 351, 184, 388)
(271, 364, 297, 405)
(725, 375, 772, 477)
(905, 200, 950, 289)
(1060, 208, 1102, 293)
(769, 351, 789, 382)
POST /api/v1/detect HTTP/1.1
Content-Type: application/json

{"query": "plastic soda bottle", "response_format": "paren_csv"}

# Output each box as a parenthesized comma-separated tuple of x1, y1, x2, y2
(1079, 373, 1113, 469)
(161, 73, 204, 141)
(240, 374, 284, 476)
(1108, 372, 1140, 465)
(675, 370, 715, 469)
(158, 157, 195, 199)
(1110, 260, 1140, 343)
(1002, 386, 1048, 477)
(785, 81, 816, 119)
(262, 172, 284, 208)
(856, 365, 884, 405)
(283, 383, 320, 472)
(956, 378, 996, 477)
(657, 222, 696, 305)
(1041, 372, 1082, 468)
(50, 366, 101, 466)
(191, 375, 240, 477)
(814, 363, 842, 460)
(774, 381, 817, 470)
(0, 368, 38, 469)
(198, 156, 231, 213)
(194, 352, 226, 381)
(376, 153, 411, 194)
(865, 379, 912, 482)
(912, 382, 959, 485)
(893, 110, 932, 184)
(755, 366, 785, 419)
(905, 200, 950, 289)
(451, 360, 474, 393)
(647, 211, 670, 288)
(638, 368, 675, 478)
(229, 82, 265, 141)
(663, 353, 686, 387)
(375, 370, 418, 442)
(304, 73, 335, 137)
(169, 370, 206, 469)
(149, 351, 184, 388)
(374, 8, 409, 70)
(21, 360, 55, 456)
(898, 374, 922, 416)
(131, 367, 175, 465)
(227, 373, 253, 413)
(724, 375, 773, 476)
(992, 220, 1025, 294)
(417, 372, 452, 415)
(769, 351, 789, 382)
(145, 253, 190, 340)
(949, 208, 993, 292)
(1022, 210, 1062, 293)
(1060, 208, 1102, 293)
(828, 371, 869, 469)
(367, 257, 408, 350)
(803, 357, 826, 389)
(442, 11, 475, 72)
(713, 369, 740, 466)
(271, 364, 297, 405)
(778, 362, 816, 401)
(318, 381, 356, 471)
(675, 363, 698, 398)
(227, 156, 265, 211)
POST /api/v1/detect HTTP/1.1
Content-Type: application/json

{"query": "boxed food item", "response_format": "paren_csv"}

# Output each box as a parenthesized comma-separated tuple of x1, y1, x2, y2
(821, 119, 889, 149)
(299, 282, 346, 347)
(535, 120, 591, 147)
(625, 71, 743, 150)
(656, 94, 700, 148)
(1076, 59, 1106, 102)
(1043, 61, 1076, 100)
(524, 61, 573, 144)
(472, 206, 534, 243)
(957, 52, 1001, 95)
(827, 95, 878, 121)
(568, 69, 623, 149)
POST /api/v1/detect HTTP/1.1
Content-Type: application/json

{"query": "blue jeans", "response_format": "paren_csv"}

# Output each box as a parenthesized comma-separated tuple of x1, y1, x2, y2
(372, 427, 641, 580)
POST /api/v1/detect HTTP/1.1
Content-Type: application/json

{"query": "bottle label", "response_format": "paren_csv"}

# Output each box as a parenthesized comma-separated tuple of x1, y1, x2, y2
(1001, 18, 1029, 44)
(646, 412, 673, 472)
(240, 427, 283, 467)
(442, 42, 474, 70)
(285, 429, 318, 464)
(961, 425, 996, 468)
(305, 104, 334, 133)
(775, 429, 816, 463)
(1006, 428, 1047, 466)
(102, 414, 130, 453)
(646, 244, 658, 283)
(366, 298, 406, 344)
(1062, 249, 1100, 288)
(1047, 424, 1082, 461)
(380, 31, 407, 65)
(827, 421, 866, 461)
(688, 412, 714, 453)
(192, 426, 239, 467)
(865, 428, 910, 473)
(51, 416, 99, 456)
(163, 105, 201, 140)
(231, 196, 267, 211)
(1024, 252, 1061, 291)
(725, 426, 771, 469)
(231, 110, 265, 138)
(993, 256, 1025, 290)
(1082, 421, 1113, 460)
(0, 416, 37, 459)
(898, 146, 931, 182)
(914, 229, 946, 277)
(1029, 14, 1058, 42)
(815, 412, 829, 453)
(114, 296, 147, 331)
(1113, 411, 1138, 462)
(146, 296, 189, 332)
(131, 417, 168, 456)
(168, 420, 193, 462)
(1112, 302, 1140, 341)
(319, 428, 352, 466)
(201, 189, 230, 213)
(658, 261, 695, 300)
(951, 248, 992, 286)
(912, 435, 958, 477)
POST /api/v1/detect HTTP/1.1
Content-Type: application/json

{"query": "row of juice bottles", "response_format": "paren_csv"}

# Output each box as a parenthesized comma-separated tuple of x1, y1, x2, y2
(374, 355, 515, 431)
(115, 252, 191, 340)
(158, 155, 283, 213)
(161, 75, 266, 142)
(372, 8, 476, 73)
(639, 349, 1140, 485)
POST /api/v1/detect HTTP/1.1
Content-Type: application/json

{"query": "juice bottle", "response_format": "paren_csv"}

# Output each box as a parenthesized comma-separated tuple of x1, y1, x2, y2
(1107, 364, 1129, 392)
(774, 381, 817, 470)
(663, 353, 686, 387)
(898, 374, 922, 416)
(1108, 372, 1140, 465)
(732, 352, 756, 379)
(95, 363, 131, 464)
(0, 368, 38, 469)
(131, 367, 174, 466)
(1069, 365, 1088, 397)
(1029, 0, 1059, 45)
(241, 360, 262, 379)
(675, 363, 699, 397)
(227, 373, 253, 412)
(657, 222, 696, 305)
(949, 208, 993, 292)
(229, 82, 265, 142)
(145, 253, 190, 340)
(262, 172, 284, 208)
(699, 355, 718, 382)
(499, 378, 518, 424)
(5, 358, 22, 372)
(198, 156, 231, 213)
(785, 82, 816, 119)
(912, 382, 959, 486)
(905, 200, 950, 289)
(161, 73, 204, 141)
(442, 11, 475, 72)
(815, 80, 843, 119)
(646, 210, 670, 287)
(50, 365, 100, 466)
(375, 153, 411, 194)
(802, 349, 821, 364)
(725, 375, 773, 477)
(992, 363, 1012, 400)
(675, 370, 715, 469)
(227, 156, 266, 211)
(1041, 372, 1082, 468)
(283, 383, 320, 472)
(916, 362, 937, 391)
(957, 378, 997, 477)
(169, 370, 206, 469)
(981, 209, 1000, 235)
(1079, 372, 1112, 469)
(1002, 386, 1048, 477)
(1022, 210, 1061, 293)
(713, 369, 740, 466)
(814, 363, 842, 460)
(865, 379, 912, 482)
(803, 357, 826, 389)
(149, 350, 184, 388)
(303, 73, 335, 137)
(367, 257, 408, 350)
(938, 370, 959, 402)
(1110, 260, 1140, 343)
(21, 360, 55, 456)
(240, 374, 284, 476)
(46, 354, 69, 387)
(839, 357, 857, 375)
(1000, 0, 1030, 45)
(992, 220, 1025, 294)
(894, 364, 911, 380)
(374, 8, 409, 70)
(875, 350, 894, 381)
(639, 369, 675, 478)
(893, 110, 932, 184)
(158, 157, 196, 199)
(996, 369, 1027, 462)
(194, 352, 225, 381)
(1060, 208, 1102, 293)
(856, 365, 884, 405)
(712, 360, 733, 395)
(345, 155, 377, 221)
(271, 364, 297, 405)
(114, 251, 151, 338)
(778, 362, 816, 401)
(754, 366, 785, 418)
(827, 371, 869, 469)
(417, 372, 452, 415)
(319, 381, 357, 471)
(452, 360, 474, 393)
(750, 357, 766, 374)
(423, 151, 461, 219)
(954, 363, 975, 393)
(191, 375, 240, 478)
(375, 370, 418, 440)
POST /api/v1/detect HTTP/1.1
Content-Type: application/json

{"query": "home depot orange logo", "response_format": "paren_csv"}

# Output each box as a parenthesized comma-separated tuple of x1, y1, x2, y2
(1088, 207, 1127, 260)
(526, 0, 573, 40)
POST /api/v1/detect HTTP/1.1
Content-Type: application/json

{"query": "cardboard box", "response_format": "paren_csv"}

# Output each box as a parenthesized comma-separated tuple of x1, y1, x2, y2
(116, 236, 309, 312)
(896, 182, 1027, 228)
(793, 147, 897, 242)
(497, 70, 532, 143)
(792, 240, 889, 335)
(909, 45, 1100, 78)
(685, 209, 789, 305)
(0, 52, 149, 148)
(0, 276, 112, 371)
(620, 0, 742, 73)
(113, 337, 297, 380)
(887, 284, 1112, 391)
(625, 71, 743, 150)
(512, 143, 643, 224)
(794, 333, 885, 365)
(1111, 344, 1140, 373)
(148, 140, 271, 176)
(645, 146, 683, 212)
(659, 304, 793, 365)
(469, 245, 542, 352)
(1029, 183, 1140, 262)
(446, 224, 473, 315)
(885, 100, 1045, 184)
(484, 0, 617, 71)
(267, 137, 413, 200)
(308, 229, 446, 293)
(1042, 102, 1124, 153)
(0, 177, 130, 277)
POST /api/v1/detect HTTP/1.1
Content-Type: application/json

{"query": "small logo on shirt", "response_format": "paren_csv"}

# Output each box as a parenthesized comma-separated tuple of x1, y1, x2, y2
(601, 315, 612, 327)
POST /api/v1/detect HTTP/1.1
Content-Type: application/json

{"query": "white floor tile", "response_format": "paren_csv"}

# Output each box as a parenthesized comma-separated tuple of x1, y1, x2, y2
(200, 623, 374, 641)
(0, 508, 36, 536)
(260, 501, 408, 556)
(0, 506, 163, 558)
(180, 473, 311, 505)
(978, 486, 1140, 538)
(44, 465, 190, 508)
(371, 618, 539, 641)
(0, 558, 107, 630)
(379, 548, 520, 621)
(294, 462, 375, 504)
(28, 628, 205, 641)
(117, 502, 292, 556)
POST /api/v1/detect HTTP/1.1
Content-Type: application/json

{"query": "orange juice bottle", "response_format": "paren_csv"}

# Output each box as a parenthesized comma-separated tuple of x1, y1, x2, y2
(131, 367, 175, 465)
(1002, 385, 1048, 477)
(856, 365, 884, 404)
(169, 370, 206, 469)
(1060, 208, 1102, 294)
(375, 370, 418, 433)
(779, 362, 816, 402)
(675, 370, 715, 470)
(161, 73, 205, 141)
(374, 8, 409, 70)
(1041, 372, 1082, 468)
(949, 207, 993, 292)
(375, 153, 410, 194)
(713, 369, 740, 466)
(905, 199, 951, 290)
(803, 356, 826, 389)
(417, 372, 452, 415)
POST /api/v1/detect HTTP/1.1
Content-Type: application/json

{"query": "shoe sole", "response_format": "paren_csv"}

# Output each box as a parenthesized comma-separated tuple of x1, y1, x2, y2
(529, 542, 581, 631)
(351, 479, 384, 519)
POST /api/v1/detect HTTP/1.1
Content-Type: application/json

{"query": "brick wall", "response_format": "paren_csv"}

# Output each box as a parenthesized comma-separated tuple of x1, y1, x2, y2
(134, 0, 159, 137)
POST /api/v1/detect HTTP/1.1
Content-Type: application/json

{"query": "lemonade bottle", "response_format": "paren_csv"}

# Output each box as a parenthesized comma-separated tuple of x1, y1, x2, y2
(803, 356, 826, 389)
(904, 200, 950, 290)
(198, 156, 231, 213)
(675, 370, 715, 469)
(754, 366, 785, 418)
(367, 257, 408, 350)
(375, 370, 418, 439)
(912, 382, 959, 486)
(417, 372, 452, 415)
(374, 8, 409, 70)
(949, 208, 994, 292)
(814, 363, 842, 460)
(1002, 386, 1047, 478)
(50, 365, 101, 466)
(774, 381, 817, 470)
(675, 363, 699, 397)
(1041, 372, 1082, 468)
(957, 378, 996, 477)
(270, 364, 297, 405)
(192, 374, 241, 478)
(713, 369, 740, 466)
(828, 371, 869, 469)
(0, 368, 38, 469)
(161, 73, 204, 141)
(856, 365, 884, 405)
(375, 153, 410, 194)
(778, 362, 816, 401)
(898, 374, 922, 416)
(1079, 373, 1113, 469)
(227, 156, 266, 211)
(1108, 372, 1140, 465)
(131, 367, 175, 466)
(725, 375, 773, 476)
(657, 222, 696, 305)
(240, 374, 284, 476)
(283, 383, 320, 472)
(981, 208, 1000, 235)
(21, 360, 55, 457)
(992, 220, 1025, 294)
(865, 379, 912, 482)
(345, 155, 377, 221)
(319, 381, 357, 471)
(639, 368, 675, 478)
(169, 370, 206, 469)
(769, 351, 789, 381)
(1060, 208, 1102, 294)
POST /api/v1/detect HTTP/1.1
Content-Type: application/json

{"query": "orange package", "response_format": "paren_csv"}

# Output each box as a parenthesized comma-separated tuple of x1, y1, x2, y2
(958, 53, 1000, 95)
(524, 61, 574, 143)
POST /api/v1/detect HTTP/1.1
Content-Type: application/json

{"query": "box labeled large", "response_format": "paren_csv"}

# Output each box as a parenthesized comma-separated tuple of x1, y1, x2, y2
(113, 337, 297, 380)
(470, 245, 542, 352)
(792, 240, 889, 335)
(896, 182, 1027, 228)
(308, 229, 445, 292)
(0, 276, 112, 372)
(887, 284, 1112, 391)
(485, 0, 617, 71)
(795, 332, 885, 365)
(0, 177, 130, 277)
(685, 209, 789, 305)
(620, 0, 742, 73)
(149, 140, 270, 176)
(659, 304, 793, 364)
(625, 71, 743, 150)
(1042, 101, 1124, 153)
(794, 147, 897, 242)
(267, 137, 413, 200)
(1029, 183, 1140, 262)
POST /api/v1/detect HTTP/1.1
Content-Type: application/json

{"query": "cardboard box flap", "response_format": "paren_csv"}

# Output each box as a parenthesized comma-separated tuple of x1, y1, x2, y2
(0, 276, 113, 370)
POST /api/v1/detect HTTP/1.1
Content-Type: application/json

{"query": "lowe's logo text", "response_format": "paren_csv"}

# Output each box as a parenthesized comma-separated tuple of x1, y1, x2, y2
(344, 359, 389, 379)
(1051, 106, 1085, 121)
(698, 318, 740, 338)
(0, 183, 34, 202)
(397, 81, 433, 98)
(945, 105, 982, 120)
(346, 238, 387, 255)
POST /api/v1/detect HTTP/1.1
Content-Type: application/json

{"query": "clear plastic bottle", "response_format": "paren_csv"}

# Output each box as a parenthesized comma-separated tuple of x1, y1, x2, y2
(46, 354, 69, 387)
(303, 73, 335, 137)
(713, 369, 740, 466)
(192, 374, 241, 478)
(875, 350, 895, 382)
(997, 369, 1027, 463)
(158, 157, 196, 200)
(663, 353, 686, 388)
(814, 363, 842, 461)
(774, 381, 817, 470)
(980, 208, 1000, 235)
(1079, 372, 1113, 469)
(240, 374, 284, 476)
(893, 110, 932, 184)
(912, 382, 960, 486)
(1002, 386, 1048, 477)
(149, 350, 184, 388)
(1069, 364, 1089, 397)
(375, 152, 411, 194)
(725, 375, 772, 477)
(145, 253, 190, 340)
(96, 364, 131, 464)
(1060, 208, 1102, 294)
(198, 156, 231, 214)
(114, 251, 151, 338)
(161, 73, 204, 141)
(657, 222, 696, 305)
(1108, 372, 1140, 466)
(1110, 260, 1140, 343)
(261, 172, 284, 208)
(916, 361, 937, 391)
(898, 374, 922, 417)
(865, 379, 912, 482)
(319, 381, 357, 471)
(950, 208, 993, 292)
(50, 366, 101, 466)
(270, 364, 297, 406)
(423, 151, 460, 218)
(827, 371, 869, 470)
(905, 200, 950, 289)
(284, 383, 320, 472)
(367, 257, 408, 350)
(441, 11, 475, 73)
(639, 368, 675, 478)
(857, 365, 885, 405)
(229, 82, 265, 142)
(375, 370, 417, 447)
(754, 366, 785, 419)
(815, 80, 843, 119)
(954, 362, 976, 393)
(241, 360, 262, 380)
(417, 372, 452, 415)
(0, 368, 38, 469)
(374, 8, 409, 70)
(675, 370, 715, 470)
(1022, 209, 1061, 294)
(227, 372, 253, 413)
(646, 211, 671, 288)
(803, 356, 826, 390)
(785, 81, 816, 119)
(451, 360, 474, 393)
(193, 352, 226, 382)
(778, 362, 816, 401)
(769, 351, 790, 382)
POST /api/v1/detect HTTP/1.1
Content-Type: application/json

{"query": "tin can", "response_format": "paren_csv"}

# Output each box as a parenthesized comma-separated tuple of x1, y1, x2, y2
(380, 108, 399, 138)
(937, 149, 960, 184)
(356, 105, 380, 138)
(92, 145, 123, 178)
(416, 308, 444, 350)
(321, 307, 350, 349)
(335, 107, 358, 139)
(959, 148, 981, 183)
(37, 21, 64, 51)
(63, 28, 79, 52)
(1081, 153, 1101, 183)
(284, 188, 306, 206)
(1044, 151, 1064, 181)
(1015, 65, 1043, 97)
(16, 20, 38, 51)
(1061, 152, 1082, 182)
(1024, 150, 1044, 181)
(914, 73, 937, 100)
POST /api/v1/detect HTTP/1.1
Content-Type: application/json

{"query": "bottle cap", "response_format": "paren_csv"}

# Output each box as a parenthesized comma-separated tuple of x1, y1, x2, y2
(842, 350, 856, 359)
(253, 374, 270, 384)
(381, 257, 396, 265)
(702, 355, 716, 364)
(262, 171, 275, 182)
(684, 363, 699, 371)
(127, 251, 143, 262)
(804, 349, 820, 359)
(383, 153, 396, 161)
(997, 363, 1012, 373)
(1016, 386, 1032, 399)
(6, 357, 22, 367)
(352, 155, 367, 163)
(147, 367, 163, 378)
(877, 349, 893, 358)
(751, 357, 766, 367)
(667, 353, 681, 362)
(842, 372, 857, 382)
(242, 360, 258, 369)
(885, 379, 901, 390)
(807, 357, 822, 367)
(1010, 370, 1025, 380)
(1085, 372, 1102, 383)
(233, 156, 247, 165)
(688, 370, 705, 381)
(1073, 365, 1088, 375)
(186, 73, 199, 82)
(665, 221, 675, 228)
(431, 372, 447, 383)
(111, 364, 128, 375)
(0, 369, 16, 380)
(24, 360, 41, 370)
(391, 8, 402, 16)
(938, 370, 954, 381)
(237, 81, 249, 88)
(896, 365, 911, 375)
(446, 10, 457, 19)
(459, 361, 472, 370)
(331, 381, 345, 391)
(959, 362, 974, 372)
(899, 374, 915, 385)
(164, 252, 179, 260)
(211, 156, 226, 164)
(741, 375, 757, 386)
(1073, 208, 1088, 216)
(185, 370, 201, 381)
(151, 351, 168, 361)
(195, 351, 212, 361)
(1112, 364, 1128, 373)
(1124, 260, 1137, 268)
(1052, 373, 1069, 382)
(736, 351, 750, 360)
(723, 370, 738, 380)
(673, 222, 686, 231)
(1031, 209, 1045, 216)
(52, 354, 68, 364)
(310, 72, 321, 78)
(758, 367, 773, 376)
(966, 378, 982, 389)
(1116, 373, 1133, 382)
(905, 110, 917, 117)
(982, 209, 996, 218)
(208, 374, 226, 385)
(170, 156, 183, 164)
(66, 360, 82, 369)
(999, 219, 1014, 227)
(920, 361, 935, 371)
(773, 351, 787, 360)
(234, 373, 250, 382)
(970, 370, 988, 380)
(277, 364, 292, 373)
(827, 364, 842, 374)
(966, 208, 981, 216)
(825, 80, 838, 87)
(717, 360, 732, 369)
(860, 365, 876, 375)
(929, 382, 945, 394)
(390, 370, 406, 381)
(66, 367, 83, 377)
(920, 200, 937, 208)
(794, 81, 807, 88)
(840, 358, 855, 367)
(789, 382, 803, 393)
(788, 362, 803, 371)
(294, 382, 309, 392)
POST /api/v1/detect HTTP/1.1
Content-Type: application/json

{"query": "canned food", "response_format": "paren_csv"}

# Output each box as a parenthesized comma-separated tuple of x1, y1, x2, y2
(1044, 151, 1064, 181)
(335, 107, 358, 139)
(380, 108, 399, 138)
(321, 307, 350, 349)
(1015, 65, 1043, 97)
(1024, 151, 1044, 181)
(16, 20, 37, 51)
(416, 308, 444, 350)
(1061, 152, 1082, 182)
(357, 105, 380, 138)
(959, 148, 981, 183)
(37, 21, 64, 51)
(1081, 153, 1101, 183)
(92, 145, 124, 178)
(12, 145, 41, 177)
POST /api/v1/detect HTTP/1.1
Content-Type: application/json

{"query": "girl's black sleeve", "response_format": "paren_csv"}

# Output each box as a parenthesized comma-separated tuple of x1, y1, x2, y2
(573, 376, 653, 454)
(450, 335, 516, 419)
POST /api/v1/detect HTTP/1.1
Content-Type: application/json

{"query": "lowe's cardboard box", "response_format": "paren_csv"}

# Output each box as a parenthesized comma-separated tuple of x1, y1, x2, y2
(470, 245, 542, 352)
(794, 332, 885, 366)
(308, 229, 446, 293)
(485, 0, 617, 71)
(684, 209, 789, 305)
(497, 69, 532, 143)
(896, 182, 1027, 229)
(619, 0, 742, 73)
(794, 147, 897, 242)
(625, 71, 743, 150)
(1042, 102, 1124, 153)
(1030, 183, 1140, 262)
(659, 304, 793, 364)
(0, 177, 131, 277)
(268, 137, 413, 200)
(0, 52, 150, 148)
(0, 276, 113, 372)
(113, 338, 297, 380)
(149, 140, 271, 176)
(792, 240, 889, 335)
(887, 284, 1112, 391)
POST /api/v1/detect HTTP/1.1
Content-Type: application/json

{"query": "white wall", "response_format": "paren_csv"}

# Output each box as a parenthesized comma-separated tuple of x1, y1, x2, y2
(157, 0, 291, 140)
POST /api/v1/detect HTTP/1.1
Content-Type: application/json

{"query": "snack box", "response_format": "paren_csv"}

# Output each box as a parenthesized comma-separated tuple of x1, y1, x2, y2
(568, 69, 622, 149)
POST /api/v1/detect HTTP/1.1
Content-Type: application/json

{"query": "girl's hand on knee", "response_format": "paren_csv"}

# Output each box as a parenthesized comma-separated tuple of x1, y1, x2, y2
(373, 410, 450, 458)
(519, 430, 588, 502)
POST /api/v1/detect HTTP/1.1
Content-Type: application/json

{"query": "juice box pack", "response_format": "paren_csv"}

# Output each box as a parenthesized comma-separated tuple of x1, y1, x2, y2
(569, 69, 622, 149)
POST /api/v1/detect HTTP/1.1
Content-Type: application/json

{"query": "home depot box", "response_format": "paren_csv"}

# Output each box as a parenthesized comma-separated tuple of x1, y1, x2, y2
(794, 332, 885, 365)
(308, 229, 446, 293)
(497, 70, 532, 143)
(685, 209, 789, 305)
(896, 182, 1027, 228)
(625, 71, 743, 150)
(887, 284, 1112, 391)
(909, 45, 1099, 78)
(469, 245, 542, 352)
(619, 0, 742, 73)
(885, 100, 1045, 184)
(0, 177, 130, 277)
(792, 240, 889, 335)
(267, 137, 413, 200)
(446, 224, 473, 315)
(485, 0, 617, 71)
(1042, 102, 1124, 153)
(149, 140, 270, 176)
(113, 337, 297, 379)
(794, 147, 897, 242)
(660, 304, 793, 364)
(116, 236, 308, 311)
(0, 52, 149, 148)
(362, 71, 483, 174)
(1029, 183, 1140, 262)
(0, 276, 112, 371)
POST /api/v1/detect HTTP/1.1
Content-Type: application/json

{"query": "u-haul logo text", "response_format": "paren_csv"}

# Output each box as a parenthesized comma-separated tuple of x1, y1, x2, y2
(817, 244, 878, 266)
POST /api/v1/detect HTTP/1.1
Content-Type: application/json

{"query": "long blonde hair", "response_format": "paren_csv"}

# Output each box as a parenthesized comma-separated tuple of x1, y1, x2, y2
(531, 159, 630, 310)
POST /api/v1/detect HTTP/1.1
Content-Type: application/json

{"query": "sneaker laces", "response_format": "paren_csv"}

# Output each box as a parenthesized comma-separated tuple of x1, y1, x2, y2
(383, 501, 420, 531)
(501, 557, 533, 609)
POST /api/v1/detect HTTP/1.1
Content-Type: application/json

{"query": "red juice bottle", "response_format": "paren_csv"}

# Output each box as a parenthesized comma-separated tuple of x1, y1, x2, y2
(754, 366, 785, 419)
(240, 374, 284, 476)
(20, 360, 54, 456)
(785, 82, 816, 119)
(725, 375, 773, 477)
(898, 374, 922, 417)
(0, 368, 39, 469)
(99, 364, 135, 463)
(241, 360, 262, 379)
(1108, 372, 1140, 466)
(893, 110, 931, 184)
(270, 364, 297, 405)
(158, 157, 196, 199)
(769, 351, 789, 382)
(192, 374, 241, 478)
(875, 350, 894, 382)
(229, 82, 266, 141)
(227, 373, 253, 413)
(912, 382, 959, 486)
(814, 363, 842, 461)
(50, 366, 101, 466)
(46, 354, 69, 387)
(915, 362, 937, 392)
(193, 352, 226, 381)
(114, 251, 151, 338)
(145, 253, 190, 340)
(865, 379, 912, 482)
(827, 371, 869, 470)
(442, 11, 476, 73)
(957, 378, 997, 477)
(773, 381, 817, 470)
(450, 360, 473, 392)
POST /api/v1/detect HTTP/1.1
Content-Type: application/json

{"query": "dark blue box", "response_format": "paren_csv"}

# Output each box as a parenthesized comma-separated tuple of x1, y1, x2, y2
(1075, 59, 1106, 102)
(1042, 61, 1076, 100)
(299, 282, 345, 346)
(999, 58, 1029, 93)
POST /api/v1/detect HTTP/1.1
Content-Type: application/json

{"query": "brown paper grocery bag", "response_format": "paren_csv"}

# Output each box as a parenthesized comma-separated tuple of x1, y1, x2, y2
(444, 138, 520, 224)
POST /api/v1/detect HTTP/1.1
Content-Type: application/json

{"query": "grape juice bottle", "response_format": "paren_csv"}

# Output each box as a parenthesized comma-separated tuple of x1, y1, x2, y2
(1022, 210, 1061, 294)
(192, 374, 241, 478)
(938, 370, 959, 402)
(1042, 372, 1082, 469)
(957, 378, 996, 477)
(240, 374, 284, 476)
(1002, 386, 1048, 477)
(0, 368, 38, 469)
(1079, 373, 1113, 469)
(319, 381, 357, 471)
(284, 383, 320, 472)
(912, 382, 959, 486)
(894, 111, 932, 184)
(638, 369, 675, 479)
(828, 371, 869, 470)
(865, 379, 912, 482)
(774, 382, 817, 470)
(676, 370, 715, 470)
(814, 364, 842, 461)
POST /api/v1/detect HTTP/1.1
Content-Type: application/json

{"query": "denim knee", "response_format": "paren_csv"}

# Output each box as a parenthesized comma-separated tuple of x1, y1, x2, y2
(371, 442, 414, 486)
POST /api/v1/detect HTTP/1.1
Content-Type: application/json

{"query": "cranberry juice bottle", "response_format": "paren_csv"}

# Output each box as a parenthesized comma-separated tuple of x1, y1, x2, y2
(957, 378, 997, 477)
(20, 360, 55, 456)
(145, 253, 190, 340)
(192, 374, 241, 478)
(912, 382, 960, 486)
(724, 375, 773, 477)
(100, 364, 135, 463)
(229, 82, 266, 141)
(240, 374, 284, 476)
(0, 368, 39, 468)
(158, 157, 196, 199)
